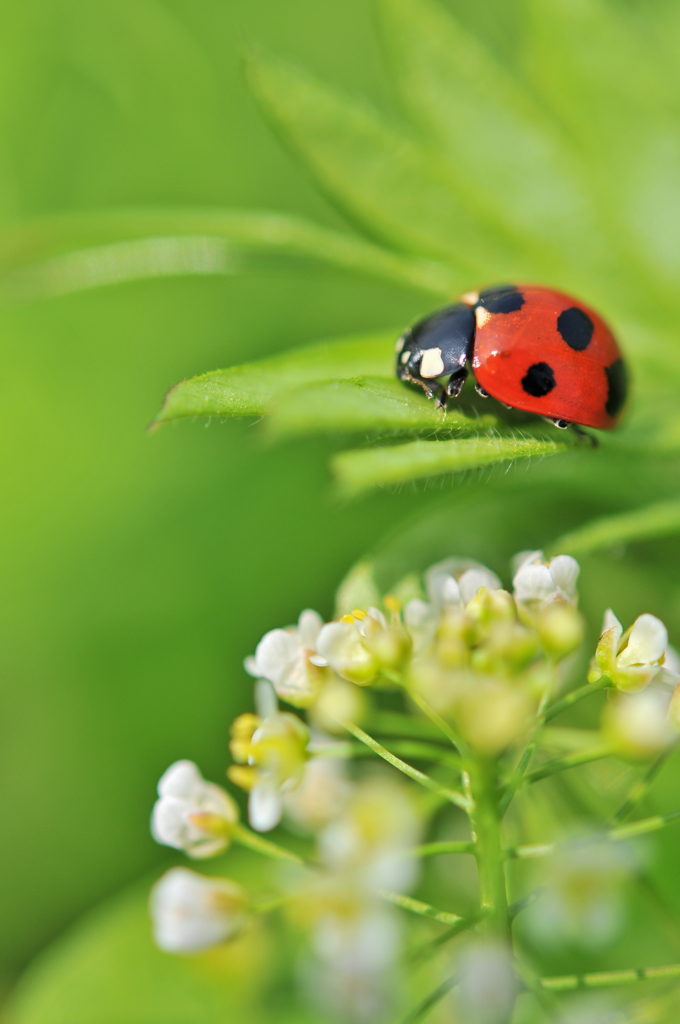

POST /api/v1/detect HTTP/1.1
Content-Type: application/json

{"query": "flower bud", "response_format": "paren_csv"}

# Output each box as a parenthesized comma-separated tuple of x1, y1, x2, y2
(150, 868, 248, 953)
(362, 615, 411, 670)
(513, 551, 579, 625)
(425, 558, 502, 609)
(591, 611, 669, 693)
(316, 615, 379, 685)
(310, 677, 367, 732)
(228, 711, 309, 832)
(151, 761, 238, 858)
(537, 603, 585, 659)
(229, 713, 261, 763)
(603, 689, 678, 760)
(456, 677, 534, 755)
(244, 609, 326, 708)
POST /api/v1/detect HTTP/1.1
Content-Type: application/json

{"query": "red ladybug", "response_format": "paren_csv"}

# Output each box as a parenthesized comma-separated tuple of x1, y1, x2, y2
(395, 284, 627, 432)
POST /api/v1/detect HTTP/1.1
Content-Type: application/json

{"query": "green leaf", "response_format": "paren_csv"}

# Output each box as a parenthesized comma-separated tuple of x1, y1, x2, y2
(547, 497, 680, 558)
(0, 209, 455, 300)
(245, 50, 527, 279)
(331, 434, 570, 496)
(265, 377, 497, 439)
(334, 560, 381, 617)
(153, 330, 396, 424)
(3, 865, 313, 1024)
(376, 0, 602, 274)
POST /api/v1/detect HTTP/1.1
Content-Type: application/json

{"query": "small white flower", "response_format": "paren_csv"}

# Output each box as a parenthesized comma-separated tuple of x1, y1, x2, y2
(425, 558, 502, 609)
(455, 941, 518, 1024)
(603, 687, 677, 759)
(150, 867, 248, 953)
(303, 908, 402, 1023)
(228, 711, 310, 832)
(151, 761, 238, 858)
(316, 609, 385, 685)
(513, 551, 579, 612)
(245, 609, 326, 707)
(284, 757, 352, 831)
(319, 777, 422, 893)
(403, 598, 439, 652)
(592, 610, 675, 693)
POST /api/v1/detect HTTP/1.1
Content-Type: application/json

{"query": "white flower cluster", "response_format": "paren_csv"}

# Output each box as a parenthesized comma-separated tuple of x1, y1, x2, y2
(147, 545, 680, 1008)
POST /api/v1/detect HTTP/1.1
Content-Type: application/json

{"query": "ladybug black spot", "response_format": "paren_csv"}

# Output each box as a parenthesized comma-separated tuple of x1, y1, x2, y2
(522, 362, 556, 397)
(605, 358, 628, 417)
(557, 307, 594, 351)
(477, 285, 525, 315)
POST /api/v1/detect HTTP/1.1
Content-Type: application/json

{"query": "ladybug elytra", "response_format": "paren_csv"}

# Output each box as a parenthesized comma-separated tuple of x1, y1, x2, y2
(395, 284, 628, 432)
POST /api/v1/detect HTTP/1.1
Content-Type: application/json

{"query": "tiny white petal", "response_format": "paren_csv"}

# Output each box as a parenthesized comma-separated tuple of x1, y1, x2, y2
(249, 783, 283, 832)
(243, 655, 260, 678)
(426, 569, 461, 607)
(511, 550, 543, 577)
(603, 608, 623, 636)
(157, 760, 204, 800)
(254, 679, 279, 719)
(150, 868, 246, 953)
(309, 654, 329, 667)
(368, 606, 387, 628)
(253, 628, 301, 686)
(513, 563, 556, 605)
(298, 609, 324, 649)
(618, 614, 668, 668)
(441, 576, 462, 604)
(665, 645, 680, 675)
(548, 555, 580, 599)
(458, 567, 502, 604)
(317, 621, 377, 683)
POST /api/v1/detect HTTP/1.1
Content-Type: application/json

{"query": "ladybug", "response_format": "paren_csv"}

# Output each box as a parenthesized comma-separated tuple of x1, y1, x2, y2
(395, 284, 628, 433)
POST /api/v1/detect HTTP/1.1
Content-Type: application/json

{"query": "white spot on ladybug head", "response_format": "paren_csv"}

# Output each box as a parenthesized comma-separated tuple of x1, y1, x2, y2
(475, 307, 492, 328)
(420, 347, 445, 378)
(401, 350, 410, 364)
(395, 335, 405, 353)
(461, 290, 479, 306)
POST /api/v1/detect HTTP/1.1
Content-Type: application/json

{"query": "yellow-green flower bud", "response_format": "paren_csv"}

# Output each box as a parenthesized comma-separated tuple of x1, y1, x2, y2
(455, 677, 534, 755)
(591, 610, 668, 693)
(538, 604, 585, 660)
(602, 690, 677, 760)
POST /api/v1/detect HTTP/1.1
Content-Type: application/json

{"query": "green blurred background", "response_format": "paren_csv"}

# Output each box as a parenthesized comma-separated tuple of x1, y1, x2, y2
(0, 0, 433, 992)
(5, 0, 680, 1019)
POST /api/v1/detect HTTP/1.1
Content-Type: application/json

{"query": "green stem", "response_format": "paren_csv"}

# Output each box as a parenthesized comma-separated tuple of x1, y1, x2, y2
(610, 746, 675, 825)
(498, 689, 551, 816)
(540, 962, 680, 991)
(498, 740, 537, 816)
(542, 676, 610, 723)
(411, 910, 486, 961)
(406, 840, 477, 857)
(230, 823, 305, 864)
(308, 738, 461, 770)
(506, 807, 680, 860)
(341, 721, 470, 811)
(524, 744, 614, 785)
(400, 974, 459, 1024)
(378, 889, 464, 926)
(509, 886, 546, 921)
(467, 758, 510, 941)
(407, 691, 467, 753)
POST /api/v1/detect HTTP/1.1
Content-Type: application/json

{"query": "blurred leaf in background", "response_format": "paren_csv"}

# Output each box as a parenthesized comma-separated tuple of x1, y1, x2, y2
(0, 0, 433, 996)
(5, 0, 680, 1021)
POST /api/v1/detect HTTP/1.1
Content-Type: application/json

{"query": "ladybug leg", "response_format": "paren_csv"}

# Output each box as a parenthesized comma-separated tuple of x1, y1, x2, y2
(475, 383, 491, 399)
(571, 423, 599, 448)
(446, 367, 468, 399)
(397, 364, 447, 407)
